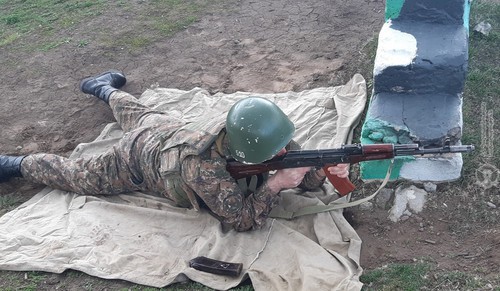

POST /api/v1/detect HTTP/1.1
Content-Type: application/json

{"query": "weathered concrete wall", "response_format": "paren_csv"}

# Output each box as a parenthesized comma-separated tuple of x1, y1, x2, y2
(373, 22, 468, 96)
(361, 0, 471, 181)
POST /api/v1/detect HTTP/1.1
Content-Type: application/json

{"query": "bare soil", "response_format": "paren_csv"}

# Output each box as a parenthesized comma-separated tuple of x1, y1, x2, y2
(1, 0, 498, 289)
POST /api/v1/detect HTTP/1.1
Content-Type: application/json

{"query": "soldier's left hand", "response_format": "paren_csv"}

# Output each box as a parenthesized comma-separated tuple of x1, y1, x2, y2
(325, 164, 349, 178)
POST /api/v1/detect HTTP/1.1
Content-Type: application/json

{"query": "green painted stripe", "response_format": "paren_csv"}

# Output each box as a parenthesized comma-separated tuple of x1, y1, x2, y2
(385, 0, 405, 21)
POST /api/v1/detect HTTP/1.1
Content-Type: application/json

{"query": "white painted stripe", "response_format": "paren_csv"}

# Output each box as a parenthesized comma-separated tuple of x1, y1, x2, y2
(374, 20, 418, 76)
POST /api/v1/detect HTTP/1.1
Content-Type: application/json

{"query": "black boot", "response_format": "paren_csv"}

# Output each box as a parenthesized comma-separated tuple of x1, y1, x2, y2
(0, 155, 25, 183)
(79, 70, 127, 104)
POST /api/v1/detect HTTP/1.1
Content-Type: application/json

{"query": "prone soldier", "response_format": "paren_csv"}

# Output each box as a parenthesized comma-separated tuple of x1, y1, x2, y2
(0, 71, 348, 231)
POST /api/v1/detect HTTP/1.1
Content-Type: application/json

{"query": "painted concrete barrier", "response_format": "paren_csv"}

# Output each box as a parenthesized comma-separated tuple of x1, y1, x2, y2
(360, 0, 471, 181)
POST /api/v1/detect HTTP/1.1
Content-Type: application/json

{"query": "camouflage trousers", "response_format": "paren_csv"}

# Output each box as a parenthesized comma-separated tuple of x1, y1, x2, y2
(21, 91, 184, 196)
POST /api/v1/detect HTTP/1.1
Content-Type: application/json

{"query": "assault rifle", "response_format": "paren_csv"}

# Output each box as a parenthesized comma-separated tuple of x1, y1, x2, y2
(226, 143, 475, 196)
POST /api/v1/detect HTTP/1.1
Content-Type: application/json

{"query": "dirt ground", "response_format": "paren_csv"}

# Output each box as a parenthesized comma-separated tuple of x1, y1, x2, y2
(0, 0, 498, 289)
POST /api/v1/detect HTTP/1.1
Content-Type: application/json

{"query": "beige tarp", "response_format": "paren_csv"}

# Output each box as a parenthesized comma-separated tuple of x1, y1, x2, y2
(0, 74, 367, 290)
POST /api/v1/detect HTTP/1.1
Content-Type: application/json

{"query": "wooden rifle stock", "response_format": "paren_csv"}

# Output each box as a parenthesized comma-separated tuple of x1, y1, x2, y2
(226, 143, 475, 197)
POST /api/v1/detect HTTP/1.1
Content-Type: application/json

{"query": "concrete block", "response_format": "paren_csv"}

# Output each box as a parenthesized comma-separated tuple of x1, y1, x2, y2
(360, 92, 463, 181)
(388, 185, 428, 222)
(360, 158, 412, 181)
(373, 21, 468, 95)
(360, 151, 463, 181)
(361, 0, 470, 183)
(399, 154, 463, 181)
(362, 92, 463, 146)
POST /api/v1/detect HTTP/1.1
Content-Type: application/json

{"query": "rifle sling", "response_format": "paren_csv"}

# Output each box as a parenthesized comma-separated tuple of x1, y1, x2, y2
(269, 159, 394, 219)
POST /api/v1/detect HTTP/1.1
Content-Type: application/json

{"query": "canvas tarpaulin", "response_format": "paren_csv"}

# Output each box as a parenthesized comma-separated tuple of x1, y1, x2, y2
(0, 74, 367, 290)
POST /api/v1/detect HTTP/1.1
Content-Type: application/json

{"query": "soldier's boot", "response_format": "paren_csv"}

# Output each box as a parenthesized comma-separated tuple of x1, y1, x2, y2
(0, 155, 25, 183)
(79, 70, 127, 104)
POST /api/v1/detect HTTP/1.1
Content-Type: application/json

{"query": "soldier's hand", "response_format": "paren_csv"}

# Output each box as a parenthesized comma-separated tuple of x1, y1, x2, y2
(325, 164, 349, 178)
(267, 167, 311, 193)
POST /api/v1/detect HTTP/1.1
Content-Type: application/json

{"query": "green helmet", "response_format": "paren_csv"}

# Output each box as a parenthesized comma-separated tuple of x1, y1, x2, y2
(226, 96, 295, 164)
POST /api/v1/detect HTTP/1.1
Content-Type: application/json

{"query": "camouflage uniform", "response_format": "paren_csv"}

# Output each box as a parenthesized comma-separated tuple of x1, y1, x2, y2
(21, 91, 326, 231)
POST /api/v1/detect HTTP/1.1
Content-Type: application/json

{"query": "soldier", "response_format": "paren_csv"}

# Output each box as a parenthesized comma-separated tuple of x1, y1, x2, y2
(0, 71, 349, 231)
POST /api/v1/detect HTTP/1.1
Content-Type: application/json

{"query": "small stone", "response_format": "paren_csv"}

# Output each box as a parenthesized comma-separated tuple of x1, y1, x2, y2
(375, 188, 394, 209)
(44, 276, 61, 285)
(388, 185, 427, 222)
(486, 202, 497, 209)
(23, 142, 39, 152)
(474, 21, 492, 36)
(400, 215, 410, 221)
(423, 182, 437, 192)
(359, 201, 374, 211)
(16, 146, 23, 150)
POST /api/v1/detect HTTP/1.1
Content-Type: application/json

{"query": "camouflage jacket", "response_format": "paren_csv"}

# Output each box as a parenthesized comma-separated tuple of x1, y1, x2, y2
(159, 115, 326, 231)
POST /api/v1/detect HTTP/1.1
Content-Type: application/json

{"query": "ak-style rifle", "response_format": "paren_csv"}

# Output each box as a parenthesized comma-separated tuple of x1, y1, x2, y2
(226, 143, 475, 196)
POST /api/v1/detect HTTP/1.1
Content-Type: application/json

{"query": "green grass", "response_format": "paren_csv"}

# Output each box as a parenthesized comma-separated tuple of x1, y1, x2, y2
(0, 269, 253, 290)
(0, 271, 47, 291)
(361, 263, 500, 290)
(361, 263, 431, 290)
(148, 0, 224, 37)
(0, 0, 107, 51)
(154, 15, 199, 36)
(0, 193, 23, 212)
(0, 0, 105, 39)
(448, 0, 500, 235)
(462, 0, 500, 164)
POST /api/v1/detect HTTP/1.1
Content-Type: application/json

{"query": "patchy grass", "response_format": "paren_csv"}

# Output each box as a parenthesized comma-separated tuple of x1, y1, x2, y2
(0, 271, 47, 291)
(149, 0, 204, 36)
(361, 263, 500, 290)
(108, 35, 154, 52)
(447, 0, 500, 235)
(462, 0, 500, 167)
(0, 0, 106, 46)
(349, 36, 379, 143)
(0, 269, 253, 290)
(0, 193, 23, 213)
(0, 0, 230, 52)
(361, 263, 431, 290)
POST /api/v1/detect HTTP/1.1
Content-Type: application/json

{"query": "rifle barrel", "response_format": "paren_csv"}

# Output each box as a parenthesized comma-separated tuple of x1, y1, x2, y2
(394, 144, 475, 156)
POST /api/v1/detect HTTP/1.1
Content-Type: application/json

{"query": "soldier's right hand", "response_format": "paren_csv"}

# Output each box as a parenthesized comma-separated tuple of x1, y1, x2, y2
(267, 167, 311, 193)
